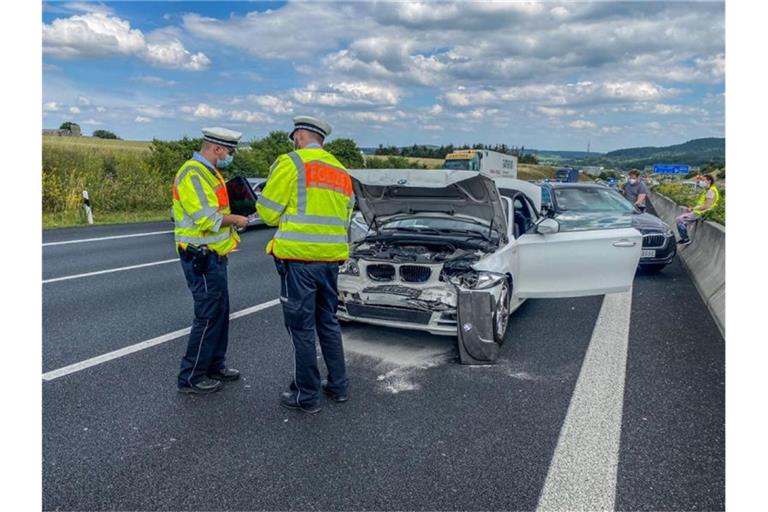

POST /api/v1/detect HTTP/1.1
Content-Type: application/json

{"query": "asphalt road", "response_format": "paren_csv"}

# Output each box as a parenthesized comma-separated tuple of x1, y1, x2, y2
(42, 221, 724, 511)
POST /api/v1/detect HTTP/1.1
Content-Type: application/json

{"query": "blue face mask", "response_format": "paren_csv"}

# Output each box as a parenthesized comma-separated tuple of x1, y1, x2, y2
(216, 154, 234, 168)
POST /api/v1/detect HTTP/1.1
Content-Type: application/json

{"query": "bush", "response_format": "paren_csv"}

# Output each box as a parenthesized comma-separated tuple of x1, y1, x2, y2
(93, 129, 119, 140)
(43, 143, 168, 217)
(365, 155, 426, 169)
(324, 138, 365, 168)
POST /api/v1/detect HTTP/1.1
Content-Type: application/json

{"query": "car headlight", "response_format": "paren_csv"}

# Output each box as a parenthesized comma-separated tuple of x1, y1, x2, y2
(447, 270, 506, 290)
(339, 259, 359, 276)
(473, 271, 507, 290)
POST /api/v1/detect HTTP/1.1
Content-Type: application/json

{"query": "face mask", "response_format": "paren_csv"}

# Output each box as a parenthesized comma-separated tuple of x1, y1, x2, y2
(216, 154, 234, 168)
(628, 178, 637, 184)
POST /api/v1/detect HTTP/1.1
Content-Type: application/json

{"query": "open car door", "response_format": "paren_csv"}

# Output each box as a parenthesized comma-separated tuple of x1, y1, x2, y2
(225, 176, 257, 216)
(515, 220, 641, 298)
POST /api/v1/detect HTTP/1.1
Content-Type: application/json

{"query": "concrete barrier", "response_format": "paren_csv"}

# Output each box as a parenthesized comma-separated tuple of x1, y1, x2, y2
(648, 190, 725, 336)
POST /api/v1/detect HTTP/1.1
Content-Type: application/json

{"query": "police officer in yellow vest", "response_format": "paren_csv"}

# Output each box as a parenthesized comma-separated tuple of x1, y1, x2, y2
(676, 174, 720, 246)
(173, 127, 250, 394)
(257, 116, 354, 414)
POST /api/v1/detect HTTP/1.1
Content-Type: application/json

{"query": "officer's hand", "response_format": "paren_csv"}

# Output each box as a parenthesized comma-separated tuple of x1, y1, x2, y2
(234, 215, 249, 229)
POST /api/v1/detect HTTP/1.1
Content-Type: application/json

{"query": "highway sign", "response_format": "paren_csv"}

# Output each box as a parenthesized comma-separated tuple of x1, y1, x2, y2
(653, 164, 689, 174)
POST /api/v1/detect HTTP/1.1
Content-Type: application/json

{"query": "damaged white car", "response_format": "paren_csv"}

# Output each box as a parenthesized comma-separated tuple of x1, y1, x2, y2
(338, 169, 642, 364)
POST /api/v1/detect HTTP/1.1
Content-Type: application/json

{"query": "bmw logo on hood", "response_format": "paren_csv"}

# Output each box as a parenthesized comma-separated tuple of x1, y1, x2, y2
(397, 179, 408, 185)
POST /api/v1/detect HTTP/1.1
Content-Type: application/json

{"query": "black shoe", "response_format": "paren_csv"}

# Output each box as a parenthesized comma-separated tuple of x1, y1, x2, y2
(677, 239, 692, 246)
(178, 379, 222, 394)
(321, 380, 349, 403)
(208, 367, 240, 382)
(279, 392, 321, 414)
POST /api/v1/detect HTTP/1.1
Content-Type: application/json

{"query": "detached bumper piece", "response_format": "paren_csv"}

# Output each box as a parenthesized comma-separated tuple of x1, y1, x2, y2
(456, 289, 499, 364)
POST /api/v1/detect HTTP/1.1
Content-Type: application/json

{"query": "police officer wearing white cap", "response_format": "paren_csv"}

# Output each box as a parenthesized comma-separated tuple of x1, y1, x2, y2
(257, 115, 353, 413)
(172, 127, 250, 394)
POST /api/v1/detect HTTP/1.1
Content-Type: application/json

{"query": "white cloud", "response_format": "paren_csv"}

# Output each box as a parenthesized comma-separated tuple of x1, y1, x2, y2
(246, 95, 293, 114)
(68, 106, 81, 114)
(136, 105, 172, 119)
(43, 102, 61, 112)
(569, 120, 597, 129)
(43, 12, 210, 70)
(134, 116, 151, 123)
(182, 3, 376, 59)
(63, 2, 114, 15)
(537, 106, 577, 117)
(444, 81, 677, 108)
(229, 110, 272, 123)
(132, 75, 177, 87)
(81, 118, 103, 125)
(95, 106, 107, 113)
(180, 103, 224, 118)
(292, 82, 402, 108)
(347, 111, 404, 123)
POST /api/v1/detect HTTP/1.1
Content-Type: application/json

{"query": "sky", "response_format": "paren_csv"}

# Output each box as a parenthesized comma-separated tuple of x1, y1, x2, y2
(42, 1, 725, 152)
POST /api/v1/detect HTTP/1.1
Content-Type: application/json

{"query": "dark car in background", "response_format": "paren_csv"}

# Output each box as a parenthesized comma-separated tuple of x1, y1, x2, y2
(539, 182, 676, 271)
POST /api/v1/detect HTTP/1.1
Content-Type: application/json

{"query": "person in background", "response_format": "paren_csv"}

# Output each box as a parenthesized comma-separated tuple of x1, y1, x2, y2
(622, 170, 649, 212)
(676, 174, 720, 246)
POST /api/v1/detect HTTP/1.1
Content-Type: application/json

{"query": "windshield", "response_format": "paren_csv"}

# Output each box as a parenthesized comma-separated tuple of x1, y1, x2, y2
(443, 156, 479, 171)
(554, 187, 635, 213)
(380, 216, 494, 237)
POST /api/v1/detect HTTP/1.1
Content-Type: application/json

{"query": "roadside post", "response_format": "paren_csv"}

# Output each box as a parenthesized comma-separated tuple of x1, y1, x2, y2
(82, 190, 93, 224)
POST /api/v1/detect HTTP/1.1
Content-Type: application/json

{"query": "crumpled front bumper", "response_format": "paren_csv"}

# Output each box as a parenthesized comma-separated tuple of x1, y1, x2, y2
(337, 277, 459, 336)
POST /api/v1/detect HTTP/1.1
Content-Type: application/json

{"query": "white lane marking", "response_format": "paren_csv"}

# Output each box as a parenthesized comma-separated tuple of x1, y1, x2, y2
(42, 230, 173, 247)
(43, 258, 178, 284)
(43, 249, 240, 284)
(536, 289, 633, 512)
(42, 298, 281, 382)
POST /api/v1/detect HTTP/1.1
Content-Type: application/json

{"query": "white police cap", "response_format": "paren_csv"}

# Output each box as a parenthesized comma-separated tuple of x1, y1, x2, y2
(202, 127, 242, 148)
(290, 115, 332, 140)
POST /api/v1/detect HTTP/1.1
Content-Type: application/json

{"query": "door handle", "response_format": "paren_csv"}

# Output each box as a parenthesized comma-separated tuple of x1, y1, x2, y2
(613, 240, 637, 247)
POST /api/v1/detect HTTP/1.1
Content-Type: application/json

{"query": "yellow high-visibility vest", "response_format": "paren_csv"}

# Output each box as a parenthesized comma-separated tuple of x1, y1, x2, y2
(257, 148, 353, 261)
(693, 185, 720, 214)
(172, 159, 239, 256)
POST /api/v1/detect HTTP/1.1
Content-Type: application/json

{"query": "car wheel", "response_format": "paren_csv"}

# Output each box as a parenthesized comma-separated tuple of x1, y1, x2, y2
(640, 263, 667, 273)
(492, 279, 511, 344)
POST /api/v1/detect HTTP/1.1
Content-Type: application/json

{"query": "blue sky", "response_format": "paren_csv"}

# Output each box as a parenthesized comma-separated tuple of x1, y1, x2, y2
(42, 1, 725, 152)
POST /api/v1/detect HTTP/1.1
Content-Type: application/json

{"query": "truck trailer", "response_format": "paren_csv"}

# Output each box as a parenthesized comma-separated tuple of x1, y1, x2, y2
(442, 149, 518, 179)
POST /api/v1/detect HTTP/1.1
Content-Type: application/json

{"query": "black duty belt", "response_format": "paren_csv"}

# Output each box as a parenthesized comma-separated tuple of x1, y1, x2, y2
(179, 245, 228, 263)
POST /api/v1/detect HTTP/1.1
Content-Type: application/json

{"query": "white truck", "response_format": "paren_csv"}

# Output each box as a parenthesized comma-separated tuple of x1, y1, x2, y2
(442, 149, 518, 179)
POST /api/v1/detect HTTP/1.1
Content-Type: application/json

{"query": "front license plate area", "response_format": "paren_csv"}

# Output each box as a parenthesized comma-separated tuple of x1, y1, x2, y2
(641, 249, 656, 258)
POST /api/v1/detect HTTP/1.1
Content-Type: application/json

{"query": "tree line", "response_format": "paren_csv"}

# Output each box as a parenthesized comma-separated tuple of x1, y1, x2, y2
(373, 143, 539, 164)
(147, 131, 431, 179)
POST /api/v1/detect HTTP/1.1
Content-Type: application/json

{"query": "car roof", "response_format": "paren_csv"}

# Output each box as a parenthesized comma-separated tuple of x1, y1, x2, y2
(543, 182, 605, 189)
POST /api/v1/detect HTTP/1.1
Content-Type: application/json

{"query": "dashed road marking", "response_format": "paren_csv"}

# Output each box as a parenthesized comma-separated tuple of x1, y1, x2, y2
(536, 289, 632, 512)
(43, 258, 178, 283)
(43, 230, 173, 247)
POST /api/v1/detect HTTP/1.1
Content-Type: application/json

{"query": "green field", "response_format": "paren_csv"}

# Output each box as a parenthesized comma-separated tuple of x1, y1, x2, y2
(43, 136, 170, 228)
(43, 135, 151, 152)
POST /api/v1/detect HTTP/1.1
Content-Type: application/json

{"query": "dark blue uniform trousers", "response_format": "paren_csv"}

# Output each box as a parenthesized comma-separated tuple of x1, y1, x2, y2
(275, 258, 349, 408)
(178, 253, 230, 388)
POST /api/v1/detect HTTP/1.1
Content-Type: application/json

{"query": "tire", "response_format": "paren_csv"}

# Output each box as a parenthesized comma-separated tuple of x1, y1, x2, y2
(492, 279, 511, 344)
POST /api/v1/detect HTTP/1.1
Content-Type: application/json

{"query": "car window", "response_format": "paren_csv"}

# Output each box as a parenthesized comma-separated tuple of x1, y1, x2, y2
(554, 187, 635, 213)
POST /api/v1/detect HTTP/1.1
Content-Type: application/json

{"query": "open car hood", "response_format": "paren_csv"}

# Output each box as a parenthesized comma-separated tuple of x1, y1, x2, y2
(347, 169, 507, 235)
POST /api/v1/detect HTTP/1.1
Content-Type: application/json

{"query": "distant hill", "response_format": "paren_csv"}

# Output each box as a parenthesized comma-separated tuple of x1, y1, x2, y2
(530, 149, 604, 164)
(566, 138, 724, 169)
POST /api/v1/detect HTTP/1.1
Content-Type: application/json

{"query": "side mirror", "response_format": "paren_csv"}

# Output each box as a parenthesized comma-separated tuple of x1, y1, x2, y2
(536, 218, 559, 235)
